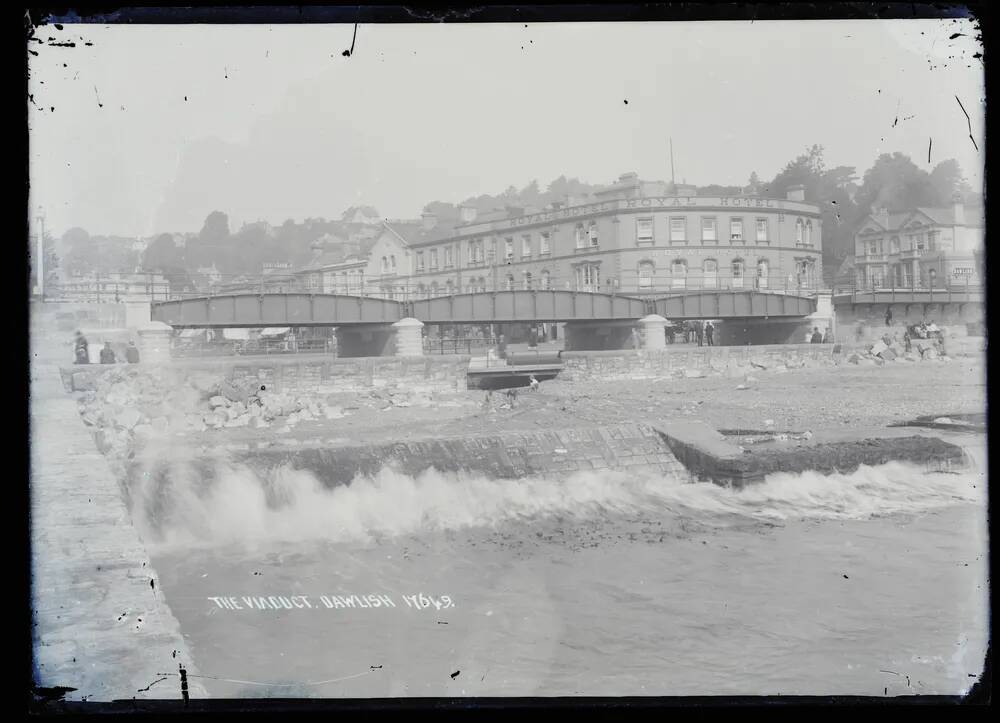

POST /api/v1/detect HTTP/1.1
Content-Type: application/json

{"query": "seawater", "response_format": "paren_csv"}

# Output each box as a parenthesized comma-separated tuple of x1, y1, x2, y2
(144, 440, 989, 698)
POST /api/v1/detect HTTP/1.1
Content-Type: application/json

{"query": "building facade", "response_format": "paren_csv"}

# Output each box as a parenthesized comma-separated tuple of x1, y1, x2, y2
(390, 175, 823, 298)
(853, 198, 984, 290)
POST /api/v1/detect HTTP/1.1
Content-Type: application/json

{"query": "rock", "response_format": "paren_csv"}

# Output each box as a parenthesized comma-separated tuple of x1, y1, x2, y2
(903, 351, 919, 362)
(209, 396, 229, 409)
(870, 340, 888, 356)
(249, 416, 269, 429)
(323, 406, 344, 419)
(750, 359, 768, 370)
(151, 416, 170, 433)
(735, 384, 748, 390)
(133, 424, 154, 440)
(745, 375, 759, 384)
(114, 407, 142, 430)
(923, 347, 939, 360)
(847, 353, 861, 364)
(298, 409, 315, 421)
(764, 419, 775, 427)
(72, 372, 97, 391)
(684, 369, 705, 378)
(203, 412, 225, 428)
(878, 348, 897, 361)
(231, 401, 247, 416)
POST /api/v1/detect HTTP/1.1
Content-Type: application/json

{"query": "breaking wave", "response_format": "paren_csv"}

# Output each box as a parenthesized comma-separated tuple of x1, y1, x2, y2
(131, 443, 986, 552)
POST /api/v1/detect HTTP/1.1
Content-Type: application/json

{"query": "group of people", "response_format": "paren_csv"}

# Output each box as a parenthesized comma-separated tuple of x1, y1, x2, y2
(73, 331, 140, 365)
(809, 327, 832, 344)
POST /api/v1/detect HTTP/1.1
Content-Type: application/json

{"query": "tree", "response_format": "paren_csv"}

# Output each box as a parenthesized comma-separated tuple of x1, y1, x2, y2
(143, 233, 184, 272)
(199, 211, 230, 243)
(928, 159, 973, 205)
(854, 152, 937, 213)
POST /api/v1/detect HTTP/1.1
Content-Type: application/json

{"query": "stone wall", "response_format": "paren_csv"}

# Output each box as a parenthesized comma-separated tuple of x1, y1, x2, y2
(62, 353, 471, 395)
(559, 344, 842, 382)
(834, 300, 985, 342)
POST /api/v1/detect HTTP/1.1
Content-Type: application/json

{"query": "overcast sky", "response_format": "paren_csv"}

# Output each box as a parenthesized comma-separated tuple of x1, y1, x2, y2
(28, 18, 984, 239)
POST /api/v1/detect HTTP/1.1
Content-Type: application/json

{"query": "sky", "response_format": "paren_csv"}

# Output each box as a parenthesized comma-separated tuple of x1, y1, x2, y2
(28, 18, 984, 239)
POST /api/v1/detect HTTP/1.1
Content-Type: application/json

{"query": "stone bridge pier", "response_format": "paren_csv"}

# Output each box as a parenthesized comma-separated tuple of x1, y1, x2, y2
(333, 318, 426, 358)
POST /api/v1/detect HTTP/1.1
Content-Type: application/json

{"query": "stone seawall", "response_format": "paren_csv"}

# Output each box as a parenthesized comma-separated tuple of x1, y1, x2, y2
(131, 423, 693, 494)
(62, 353, 471, 395)
(31, 359, 206, 702)
(559, 338, 985, 383)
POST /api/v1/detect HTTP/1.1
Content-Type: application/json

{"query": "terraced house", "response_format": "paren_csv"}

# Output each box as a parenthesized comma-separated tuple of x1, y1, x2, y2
(389, 173, 824, 298)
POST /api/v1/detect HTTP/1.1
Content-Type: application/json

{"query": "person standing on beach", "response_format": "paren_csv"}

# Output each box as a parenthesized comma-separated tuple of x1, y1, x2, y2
(74, 331, 89, 365)
(705, 322, 715, 346)
(810, 327, 823, 343)
(497, 333, 507, 361)
(125, 341, 140, 363)
(885, 307, 893, 326)
(696, 323, 704, 347)
(630, 327, 641, 350)
(822, 327, 831, 343)
(99, 341, 116, 364)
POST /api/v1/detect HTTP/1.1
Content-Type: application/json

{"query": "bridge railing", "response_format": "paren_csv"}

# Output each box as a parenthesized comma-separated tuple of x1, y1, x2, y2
(833, 276, 984, 300)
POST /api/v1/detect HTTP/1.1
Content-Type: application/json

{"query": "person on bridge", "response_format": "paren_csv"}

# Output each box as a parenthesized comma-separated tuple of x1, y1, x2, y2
(810, 327, 823, 344)
(73, 331, 89, 364)
(705, 322, 715, 346)
(630, 328, 641, 351)
(125, 341, 140, 364)
(99, 341, 116, 364)
(497, 333, 508, 361)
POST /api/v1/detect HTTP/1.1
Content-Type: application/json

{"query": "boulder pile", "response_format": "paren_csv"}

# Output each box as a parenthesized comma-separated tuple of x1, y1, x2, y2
(845, 338, 950, 365)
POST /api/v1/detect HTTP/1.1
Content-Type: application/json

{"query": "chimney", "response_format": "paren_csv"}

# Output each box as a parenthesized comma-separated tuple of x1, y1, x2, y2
(618, 171, 639, 184)
(421, 212, 437, 231)
(952, 193, 965, 225)
(786, 185, 806, 202)
(459, 204, 477, 224)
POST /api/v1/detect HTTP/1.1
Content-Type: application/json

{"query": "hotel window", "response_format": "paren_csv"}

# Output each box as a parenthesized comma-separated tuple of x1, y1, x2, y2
(730, 218, 744, 242)
(670, 218, 686, 243)
(915, 234, 926, 251)
(504, 273, 514, 290)
(589, 222, 599, 247)
(795, 219, 804, 245)
(756, 259, 769, 288)
(804, 221, 813, 246)
(381, 256, 388, 273)
(444, 246, 454, 268)
(732, 259, 745, 288)
(522, 234, 532, 258)
(504, 237, 514, 261)
(637, 218, 654, 245)
(890, 236, 900, 254)
(430, 281, 439, 296)
(703, 259, 719, 288)
(701, 218, 717, 243)
(540, 232, 551, 255)
(540, 270, 551, 289)
(638, 260, 655, 289)
(577, 263, 600, 290)
(575, 225, 586, 249)
(415, 251, 425, 272)
(671, 259, 688, 289)
(429, 249, 439, 271)
(523, 271, 533, 290)
(445, 279, 455, 295)
(755, 218, 768, 243)
(490, 238, 497, 263)
(390, 255, 397, 272)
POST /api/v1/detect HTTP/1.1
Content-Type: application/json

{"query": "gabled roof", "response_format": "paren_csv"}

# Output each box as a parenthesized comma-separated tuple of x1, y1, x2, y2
(859, 205, 984, 234)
